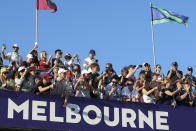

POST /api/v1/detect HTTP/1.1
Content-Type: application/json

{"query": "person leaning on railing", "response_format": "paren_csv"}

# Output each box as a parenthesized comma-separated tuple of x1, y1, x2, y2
(0, 67, 15, 91)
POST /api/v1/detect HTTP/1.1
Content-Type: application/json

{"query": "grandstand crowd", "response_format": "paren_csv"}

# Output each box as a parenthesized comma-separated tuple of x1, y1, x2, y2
(0, 43, 196, 108)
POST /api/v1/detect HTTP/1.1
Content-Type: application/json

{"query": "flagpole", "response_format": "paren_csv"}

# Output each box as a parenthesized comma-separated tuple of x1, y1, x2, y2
(150, 3, 156, 69)
(35, 0, 38, 44)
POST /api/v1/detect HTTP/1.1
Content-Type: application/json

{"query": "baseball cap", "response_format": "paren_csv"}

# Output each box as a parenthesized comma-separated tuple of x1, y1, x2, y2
(1, 68, 8, 74)
(81, 70, 90, 75)
(27, 54, 33, 59)
(18, 66, 25, 72)
(143, 63, 150, 67)
(41, 73, 53, 79)
(187, 66, 193, 71)
(172, 62, 178, 66)
(12, 44, 19, 48)
(58, 68, 67, 74)
(89, 49, 96, 56)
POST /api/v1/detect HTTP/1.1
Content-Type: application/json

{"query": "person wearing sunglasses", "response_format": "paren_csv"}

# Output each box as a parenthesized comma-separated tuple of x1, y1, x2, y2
(155, 64, 164, 81)
(122, 79, 139, 102)
(0, 67, 15, 91)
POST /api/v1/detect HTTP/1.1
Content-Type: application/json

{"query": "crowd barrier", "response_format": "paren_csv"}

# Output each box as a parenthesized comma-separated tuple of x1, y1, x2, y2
(0, 90, 195, 131)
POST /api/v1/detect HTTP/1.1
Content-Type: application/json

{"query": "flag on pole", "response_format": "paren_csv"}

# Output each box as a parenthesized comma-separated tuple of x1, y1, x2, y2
(37, 0, 57, 13)
(151, 3, 189, 26)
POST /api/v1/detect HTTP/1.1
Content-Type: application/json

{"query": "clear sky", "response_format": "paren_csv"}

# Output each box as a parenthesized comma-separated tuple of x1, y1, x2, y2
(0, 0, 195, 76)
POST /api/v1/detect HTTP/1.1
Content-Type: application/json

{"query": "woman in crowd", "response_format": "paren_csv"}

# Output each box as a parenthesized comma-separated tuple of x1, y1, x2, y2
(155, 64, 164, 81)
(39, 51, 52, 70)
(0, 68, 15, 91)
(135, 72, 146, 102)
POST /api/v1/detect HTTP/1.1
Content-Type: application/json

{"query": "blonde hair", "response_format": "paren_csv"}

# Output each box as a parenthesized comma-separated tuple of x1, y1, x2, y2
(40, 51, 47, 60)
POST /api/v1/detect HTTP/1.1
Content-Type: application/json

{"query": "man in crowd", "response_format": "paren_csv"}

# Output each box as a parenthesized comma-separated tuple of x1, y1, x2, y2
(167, 62, 183, 84)
(122, 79, 139, 102)
(2, 44, 23, 68)
(83, 49, 98, 73)
(140, 63, 152, 82)
(52, 49, 64, 67)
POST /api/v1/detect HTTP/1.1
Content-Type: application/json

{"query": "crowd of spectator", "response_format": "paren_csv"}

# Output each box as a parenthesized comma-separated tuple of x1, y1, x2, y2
(0, 43, 196, 108)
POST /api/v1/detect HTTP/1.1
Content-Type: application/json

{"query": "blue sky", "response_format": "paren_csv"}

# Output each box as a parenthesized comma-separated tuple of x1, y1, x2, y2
(0, 0, 195, 76)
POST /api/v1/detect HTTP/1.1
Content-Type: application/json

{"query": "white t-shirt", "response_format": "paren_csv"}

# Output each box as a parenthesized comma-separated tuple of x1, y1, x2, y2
(64, 59, 73, 71)
(83, 57, 96, 73)
(6, 52, 23, 67)
(121, 86, 138, 99)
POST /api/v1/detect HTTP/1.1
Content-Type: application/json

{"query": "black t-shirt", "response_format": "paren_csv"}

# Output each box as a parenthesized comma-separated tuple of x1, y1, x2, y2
(185, 74, 196, 84)
(140, 70, 152, 82)
(33, 81, 51, 94)
(89, 72, 100, 98)
(175, 90, 191, 106)
(119, 76, 128, 88)
(167, 70, 183, 83)
(157, 88, 173, 105)
(52, 58, 63, 67)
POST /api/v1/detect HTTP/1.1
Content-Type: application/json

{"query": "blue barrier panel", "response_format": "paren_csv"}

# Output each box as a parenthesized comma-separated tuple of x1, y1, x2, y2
(0, 90, 195, 131)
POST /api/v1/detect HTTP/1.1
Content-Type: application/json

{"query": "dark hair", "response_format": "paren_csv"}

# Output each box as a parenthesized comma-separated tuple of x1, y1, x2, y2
(106, 63, 113, 68)
(55, 49, 62, 55)
(91, 63, 99, 68)
(73, 64, 81, 74)
(121, 66, 128, 74)
(112, 75, 119, 81)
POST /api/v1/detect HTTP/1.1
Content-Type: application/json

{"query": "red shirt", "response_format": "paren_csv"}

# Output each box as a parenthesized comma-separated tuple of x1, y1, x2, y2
(39, 60, 51, 70)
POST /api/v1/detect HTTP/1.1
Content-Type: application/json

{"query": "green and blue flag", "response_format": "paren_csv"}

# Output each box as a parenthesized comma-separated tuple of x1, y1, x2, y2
(151, 3, 189, 26)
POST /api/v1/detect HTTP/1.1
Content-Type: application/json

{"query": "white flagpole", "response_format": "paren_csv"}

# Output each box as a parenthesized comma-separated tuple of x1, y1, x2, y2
(150, 3, 156, 69)
(35, 0, 38, 45)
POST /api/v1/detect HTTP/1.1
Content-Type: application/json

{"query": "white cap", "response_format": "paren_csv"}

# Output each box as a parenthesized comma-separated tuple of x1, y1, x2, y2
(18, 66, 25, 72)
(12, 44, 19, 48)
(81, 70, 90, 75)
(27, 54, 33, 59)
(58, 68, 67, 74)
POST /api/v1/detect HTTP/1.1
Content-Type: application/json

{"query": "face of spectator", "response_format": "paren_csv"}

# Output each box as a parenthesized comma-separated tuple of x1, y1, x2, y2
(156, 65, 161, 72)
(53, 67, 59, 74)
(35, 77, 41, 84)
(73, 66, 80, 75)
(56, 51, 62, 59)
(127, 81, 134, 91)
(139, 73, 145, 81)
(92, 65, 100, 73)
(108, 70, 113, 76)
(13, 47, 19, 52)
(172, 65, 178, 70)
(187, 69, 192, 75)
(89, 53, 94, 59)
(176, 81, 182, 88)
(166, 81, 171, 88)
(43, 77, 50, 85)
(152, 74, 158, 81)
(30, 70, 35, 77)
(19, 70, 25, 76)
(42, 52, 47, 59)
(33, 51, 38, 57)
(27, 58, 33, 63)
(121, 70, 128, 77)
(106, 64, 112, 69)
(112, 78, 118, 85)
(59, 72, 65, 79)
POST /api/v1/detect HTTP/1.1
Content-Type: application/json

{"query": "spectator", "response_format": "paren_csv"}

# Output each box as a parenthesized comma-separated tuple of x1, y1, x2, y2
(64, 53, 80, 71)
(39, 51, 52, 70)
(0, 67, 15, 91)
(52, 49, 64, 67)
(15, 66, 28, 91)
(105, 75, 121, 101)
(103, 67, 115, 85)
(176, 83, 194, 107)
(183, 66, 196, 95)
(28, 44, 39, 69)
(22, 54, 34, 67)
(140, 63, 152, 82)
(72, 64, 81, 85)
(167, 62, 183, 84)
(89, 63, 106, 98)
(2, 44, 23, 68)
(126, 65, 141, 82)
(98, 79, 107, 99)
(83, 49, 97, 73)
(20, 67, 36, 92)
(119, 66, 129, 89)
(142, 81, 157, 104)
(34, 73, 54, 94)
(135, 72, 146, 102)
(74, 74, 91, 98)
(155, 64, 164, 81)
(122, 79, 139, 102)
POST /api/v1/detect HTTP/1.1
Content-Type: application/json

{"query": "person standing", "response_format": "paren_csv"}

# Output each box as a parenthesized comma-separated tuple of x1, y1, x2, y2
(83, 49, 97, 73)
(2, 44, 23, 68)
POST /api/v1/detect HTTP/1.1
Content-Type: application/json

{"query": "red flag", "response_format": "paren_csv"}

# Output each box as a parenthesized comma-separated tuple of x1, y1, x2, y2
(37, 0, 57, 13)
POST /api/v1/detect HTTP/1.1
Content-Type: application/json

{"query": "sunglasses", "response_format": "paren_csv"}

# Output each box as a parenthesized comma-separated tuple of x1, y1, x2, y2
(127, 83, 134, 86)
(3, 72, 8, 74)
